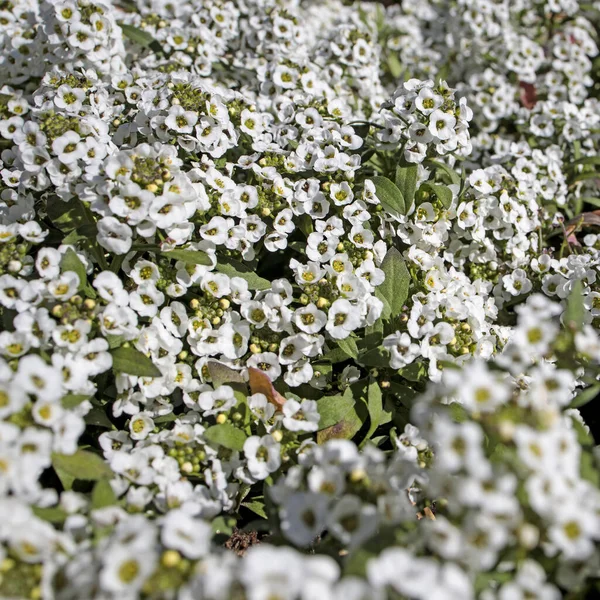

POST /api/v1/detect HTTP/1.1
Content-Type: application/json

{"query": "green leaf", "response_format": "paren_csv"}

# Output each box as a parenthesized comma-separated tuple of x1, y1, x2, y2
(106, 334, 126, 349)
(203, 423, 247, 451)
(387, 54, 403, 79)
(317, 387, 356, 430)
(317, 402, 365, 444)
(162, 248, 212, 266)
(580, 197, 600, 209)
(242, 500, 268, 520)
(571, 156, 600, 167)
(424, 159, 461, 186)
(298, 214, 314, 237)
(358, 346, 390, 368)
(361, 379, 383, 446)
(110, 346, 162, 378)
(61, 394, 91, 409)
(91, 479, 117, 509)
(449, 402, 469, 423)
(60, 248, 97, 298)
(52, 450, 113, 481)
(54, 467, 75, 491)
(422, 182, 453, 209)
(318, 346, 354, 364)
(62, 223, 98, 246)
(361, 320, 384, 351)
(336, 337, 359, 360)
(570, 384, 600, 409)
(572, 171, 600, 183)
(388, 382, 420, 408)
(564, 280, 585, 331)
(207, 361, 247, 387)
(211, 515, 236, 536)
(153, 412, 178, 424)
(215, 259, 271, 290)
(398, 361, 428, 382)
(395, 165, 418, 213)
(2, 308, 16, 332)
(47, 197, 87, 232)
(581, 451, 600, 487)
(85, 406, 113, 429)
(376, 248, 410, 319)
(371, 176, 406, 218)
(61, 248, 87, 289)
(119, 22, 163, 53)
(32, 506, 69, 524)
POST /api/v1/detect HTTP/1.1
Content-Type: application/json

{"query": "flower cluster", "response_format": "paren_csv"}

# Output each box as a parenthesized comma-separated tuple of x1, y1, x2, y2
(1, 0, 600, 598)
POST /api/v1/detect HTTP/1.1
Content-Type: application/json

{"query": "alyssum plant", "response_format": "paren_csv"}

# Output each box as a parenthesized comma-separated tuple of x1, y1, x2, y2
(0, 0, 600, 598)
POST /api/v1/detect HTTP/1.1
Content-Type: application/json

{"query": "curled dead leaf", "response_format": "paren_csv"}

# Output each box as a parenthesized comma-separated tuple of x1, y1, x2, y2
(248, 367, 286, 411)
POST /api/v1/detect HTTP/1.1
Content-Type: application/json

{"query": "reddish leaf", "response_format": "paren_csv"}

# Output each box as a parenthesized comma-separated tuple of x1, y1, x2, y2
(519, 81, 537, 109)
(248, 367, 286, 411)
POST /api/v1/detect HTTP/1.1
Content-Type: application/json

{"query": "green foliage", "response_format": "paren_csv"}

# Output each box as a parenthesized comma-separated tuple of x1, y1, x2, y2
(395, 164, 418, 212)
(203, 423, 247, 451)
(52, 450, 114, 481)
(376, 248, 411, 319)
(317, 387, 356, 430)
(111, 346, 162, 377)
(371, 176, 406, 218)
(162, 248, 212, 266)
(215, 259, 272, 290)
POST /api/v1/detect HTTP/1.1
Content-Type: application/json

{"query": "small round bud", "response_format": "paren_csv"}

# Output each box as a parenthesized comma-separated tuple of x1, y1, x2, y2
(83, 299, 96, 311)
(272, 430, 283, 443)
(498, 419, 515, 441)
(216, 414, 227, 425)
(146, 183, 159, 193)
(518, 524, 539, 550)
(181, 461, 193, 474)
(350, 468, 366, 482)
(219, 298, 230, 310)
(7, 260, 21, 273)
(162, 550, 181, 568)
(316, 297, 329, 309)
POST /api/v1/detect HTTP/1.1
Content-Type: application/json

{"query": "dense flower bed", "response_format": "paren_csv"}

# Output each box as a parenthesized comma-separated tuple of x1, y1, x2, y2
(1, 0, 600, 598)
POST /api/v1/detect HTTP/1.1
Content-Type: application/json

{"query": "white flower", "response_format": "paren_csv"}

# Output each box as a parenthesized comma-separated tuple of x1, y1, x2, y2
(161, 509, 211, 559)
(198, 386, 236, 416)
(100, 546, 156, 594)
(96, 217, 133, 255)
(129, 412, 154, 440)
(327, 495, 378, 548)
(326, 299, 361, 340)
(280, 492, 328, 547)
(294, 304, 327, 334)
(244, 434, 281, 480)
(282, 399, 319, 432)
